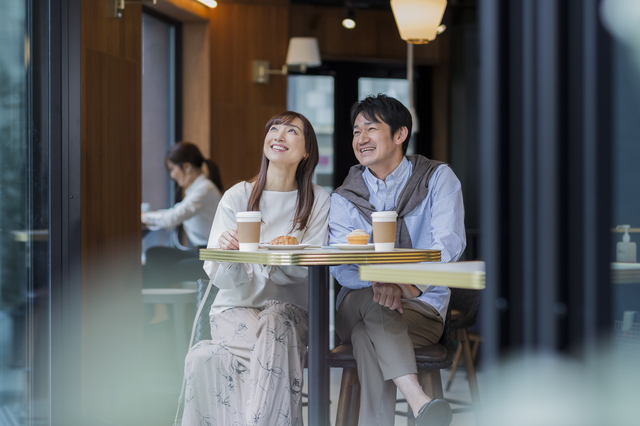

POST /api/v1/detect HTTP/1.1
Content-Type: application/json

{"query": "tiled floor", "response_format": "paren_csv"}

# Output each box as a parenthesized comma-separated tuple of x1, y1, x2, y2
(300, 365, 481, 426)
(137, 311, 483, 426)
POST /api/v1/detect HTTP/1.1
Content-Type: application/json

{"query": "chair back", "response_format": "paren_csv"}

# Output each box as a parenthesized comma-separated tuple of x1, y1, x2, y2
(194, 278, 219, 343)
(449, 288, 481, 330)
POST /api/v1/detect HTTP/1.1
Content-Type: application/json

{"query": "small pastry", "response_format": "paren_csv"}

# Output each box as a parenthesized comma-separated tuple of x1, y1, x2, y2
(270, 235, 299, 245)
(346, 229, 370, 245)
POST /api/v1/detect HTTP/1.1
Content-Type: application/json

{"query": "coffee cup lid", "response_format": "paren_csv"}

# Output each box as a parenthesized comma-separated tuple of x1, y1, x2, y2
(372, 211, 397, 218)
(236, 211, 262, 219)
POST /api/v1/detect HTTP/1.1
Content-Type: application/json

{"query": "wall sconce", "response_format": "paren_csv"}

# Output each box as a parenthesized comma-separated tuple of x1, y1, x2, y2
(252, 37, 321, 84)
(390, 0, 447, 44)
(195, 0, 217, 7)
(109, 0, 157, 18)
(342, 9, 356, 29)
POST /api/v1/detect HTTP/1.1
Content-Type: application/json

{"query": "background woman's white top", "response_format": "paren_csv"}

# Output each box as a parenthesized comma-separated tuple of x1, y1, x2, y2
(143, 174, 221, 247)
(205, 181, 330, 314)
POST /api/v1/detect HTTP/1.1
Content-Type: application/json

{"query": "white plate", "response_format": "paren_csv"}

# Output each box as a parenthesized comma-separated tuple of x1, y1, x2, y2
(330, 243, 375, 250)
(259, 244, 311, 250)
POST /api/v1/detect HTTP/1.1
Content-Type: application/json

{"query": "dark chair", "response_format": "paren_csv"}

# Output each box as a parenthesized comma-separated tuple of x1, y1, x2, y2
(327, 304, 453, 426)
(445, 288, 481, 413)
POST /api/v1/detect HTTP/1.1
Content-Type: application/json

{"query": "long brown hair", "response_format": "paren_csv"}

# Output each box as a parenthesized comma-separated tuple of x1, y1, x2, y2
(247, 111, 319, 232)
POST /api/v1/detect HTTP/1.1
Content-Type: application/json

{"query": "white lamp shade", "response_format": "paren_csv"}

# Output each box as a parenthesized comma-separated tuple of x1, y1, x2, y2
(285, 37, 322, 67)
(390, 0, 447, 43)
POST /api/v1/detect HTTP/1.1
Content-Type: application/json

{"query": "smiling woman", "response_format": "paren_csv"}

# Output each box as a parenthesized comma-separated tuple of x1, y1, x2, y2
(181, 111, 330, 426)
(247, 111, 320, 232)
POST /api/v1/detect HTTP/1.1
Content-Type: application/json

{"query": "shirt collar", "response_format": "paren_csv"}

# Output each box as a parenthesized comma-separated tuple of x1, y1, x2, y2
(363, 157, 411, 193)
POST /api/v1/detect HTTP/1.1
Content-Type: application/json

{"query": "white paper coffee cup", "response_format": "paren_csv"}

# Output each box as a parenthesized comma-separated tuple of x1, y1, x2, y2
(372, 211, 397, 252)
(236, 211, 262, 251)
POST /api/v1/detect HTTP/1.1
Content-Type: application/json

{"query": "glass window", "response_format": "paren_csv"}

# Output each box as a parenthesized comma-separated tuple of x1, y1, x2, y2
(287, 75, 335, 192)
(608, 29, 640, 349)
(0, 0, 50, 423)
(358, 78, 416, 155)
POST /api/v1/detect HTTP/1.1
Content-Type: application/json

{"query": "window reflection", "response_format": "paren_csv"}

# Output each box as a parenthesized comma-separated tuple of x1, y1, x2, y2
(287, 75, 335, 192)
(0, 0, 50, 423)
(602, 0, 640, 349)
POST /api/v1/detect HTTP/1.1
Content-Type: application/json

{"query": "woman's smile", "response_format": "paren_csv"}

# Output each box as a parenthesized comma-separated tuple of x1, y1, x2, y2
(264, 117, 307, 166)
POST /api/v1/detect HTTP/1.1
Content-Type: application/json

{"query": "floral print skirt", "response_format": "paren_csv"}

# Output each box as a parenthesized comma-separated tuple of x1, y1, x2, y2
(182, 301, 308, 426)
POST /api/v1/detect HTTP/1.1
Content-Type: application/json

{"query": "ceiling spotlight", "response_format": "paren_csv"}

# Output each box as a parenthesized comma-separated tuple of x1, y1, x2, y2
(342, 9, 356, 29)
(437, 24, 446, 34)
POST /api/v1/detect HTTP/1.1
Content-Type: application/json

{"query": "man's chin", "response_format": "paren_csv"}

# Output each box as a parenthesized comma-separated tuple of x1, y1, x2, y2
(356, 156, 374, 167)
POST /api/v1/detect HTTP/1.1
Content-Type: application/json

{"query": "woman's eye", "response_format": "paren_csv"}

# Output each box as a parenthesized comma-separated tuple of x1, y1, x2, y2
(270, 126, 278, 131)
(288, 128, 297, 133)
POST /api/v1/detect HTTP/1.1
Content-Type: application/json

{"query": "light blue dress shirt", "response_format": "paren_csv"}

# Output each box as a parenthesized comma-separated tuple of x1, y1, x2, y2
(329, 157, 467, 319)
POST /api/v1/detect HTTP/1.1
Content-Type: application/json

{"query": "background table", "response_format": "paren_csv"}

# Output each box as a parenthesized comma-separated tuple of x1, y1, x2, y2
(200, 247, 440, 426)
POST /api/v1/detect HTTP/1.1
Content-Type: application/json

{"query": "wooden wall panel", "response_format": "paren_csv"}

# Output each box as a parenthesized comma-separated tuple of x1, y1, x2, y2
(209, 1, 289, 189)
(183, 22, 211, 158)
(81, 0, 142, 422)
(290, 4, 446, 65)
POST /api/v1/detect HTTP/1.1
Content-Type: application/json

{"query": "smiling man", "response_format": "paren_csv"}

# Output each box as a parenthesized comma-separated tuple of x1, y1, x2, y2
(329, 94, 466, 426)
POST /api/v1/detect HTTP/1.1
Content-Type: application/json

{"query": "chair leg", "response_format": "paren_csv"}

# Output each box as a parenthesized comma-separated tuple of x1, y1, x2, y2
(336, 368, 360, 426)
(461, 329, 481, 405)
(418, 369, 444, 400)
(446, 340, 463, 391)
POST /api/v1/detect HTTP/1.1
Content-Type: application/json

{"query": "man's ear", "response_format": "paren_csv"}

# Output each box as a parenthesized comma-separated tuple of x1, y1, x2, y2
(394, 126, 409, 146)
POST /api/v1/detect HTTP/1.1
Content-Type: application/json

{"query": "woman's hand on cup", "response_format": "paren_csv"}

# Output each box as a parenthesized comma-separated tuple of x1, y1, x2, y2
(219, 229, 239, 250)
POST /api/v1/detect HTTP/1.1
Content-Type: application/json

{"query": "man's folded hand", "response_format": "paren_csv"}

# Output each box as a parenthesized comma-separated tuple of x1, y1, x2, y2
(372, 282, 404, 313)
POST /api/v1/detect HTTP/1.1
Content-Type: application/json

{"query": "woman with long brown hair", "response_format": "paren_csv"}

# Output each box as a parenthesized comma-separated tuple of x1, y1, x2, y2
(181, 112, 330, 426)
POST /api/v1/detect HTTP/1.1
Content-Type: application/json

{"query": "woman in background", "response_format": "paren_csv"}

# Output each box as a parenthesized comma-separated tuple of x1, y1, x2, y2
(181, 112, 330, 426)
(142, 142, 222, 293)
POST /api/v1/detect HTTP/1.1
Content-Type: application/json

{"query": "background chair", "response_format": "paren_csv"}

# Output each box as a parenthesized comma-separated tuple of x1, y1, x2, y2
(445, 288, 482, 413)
(327, 305, 453, 426)
(142, 288, 197, 371)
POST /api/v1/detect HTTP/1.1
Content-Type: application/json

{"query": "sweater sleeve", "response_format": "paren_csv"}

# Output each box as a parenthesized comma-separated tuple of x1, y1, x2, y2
(142, 182, 210, 229)
(203, 185, 254, 289)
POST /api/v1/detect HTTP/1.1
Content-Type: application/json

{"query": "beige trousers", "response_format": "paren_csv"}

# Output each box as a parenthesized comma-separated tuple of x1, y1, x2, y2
(182, 301, 308, 426)
(336, 287, 443, 426)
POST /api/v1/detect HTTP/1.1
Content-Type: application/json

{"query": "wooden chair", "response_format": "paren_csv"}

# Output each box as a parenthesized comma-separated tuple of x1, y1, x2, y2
(445, 288, 482, 413)
(327, 305, 453, 426)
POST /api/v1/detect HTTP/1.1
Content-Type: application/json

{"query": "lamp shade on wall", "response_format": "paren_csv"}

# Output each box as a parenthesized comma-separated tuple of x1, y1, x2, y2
(285, 37, 322, 72)
(390, 0, 447, 44)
